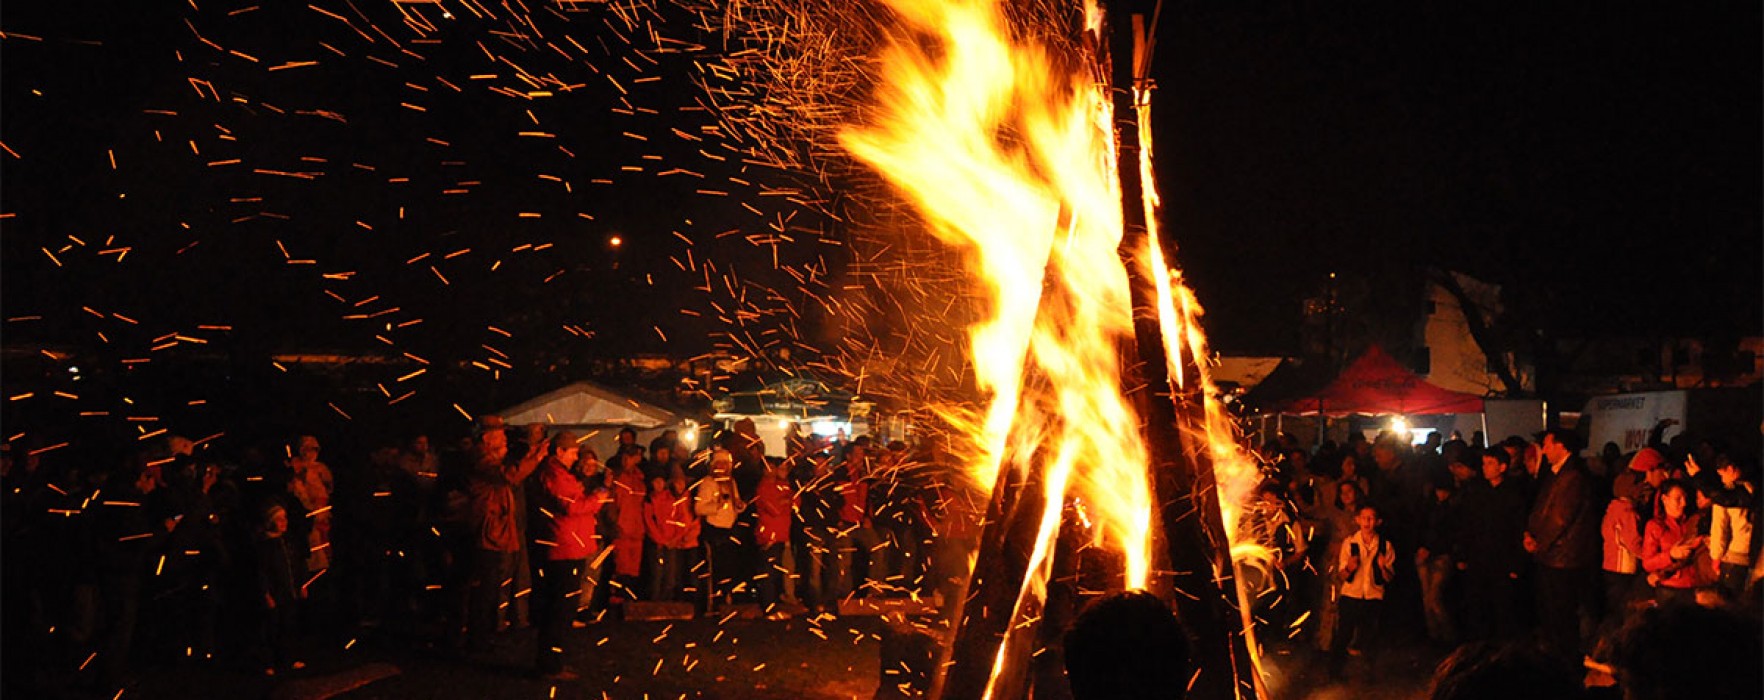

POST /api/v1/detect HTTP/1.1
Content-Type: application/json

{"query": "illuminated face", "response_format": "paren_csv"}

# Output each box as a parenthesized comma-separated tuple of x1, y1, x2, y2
(1339, 483, 1360, 508)
(554, 443, 579, 466)
(1480, 455, 1507, 483)
(478, 431, 507, 461)
(1541, 434, 1568, 462)
(1718, 465, 1740, 487)
(1661, 486, 1687, 520)
(1355, 507, 1378, 535)
(267, 508, 288, 536)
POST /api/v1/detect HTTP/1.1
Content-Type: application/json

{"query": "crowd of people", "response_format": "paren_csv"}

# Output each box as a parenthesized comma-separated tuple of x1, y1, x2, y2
(1246, 422, 1762, 690)
(0, 417, 977, 692)
(3, 410, 1758, 697)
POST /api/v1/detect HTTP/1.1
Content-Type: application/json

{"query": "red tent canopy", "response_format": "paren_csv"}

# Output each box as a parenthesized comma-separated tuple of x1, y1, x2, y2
(1275, 345, 1485, 416)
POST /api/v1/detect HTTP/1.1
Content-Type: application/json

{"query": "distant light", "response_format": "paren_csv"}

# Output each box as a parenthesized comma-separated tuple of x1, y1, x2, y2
(776, 418, 792, 431)
(1390, 416, 1409, 434)
(67, 366, 80, 374)
(608, 235, 623, 248)
(811, 421, 848, 437)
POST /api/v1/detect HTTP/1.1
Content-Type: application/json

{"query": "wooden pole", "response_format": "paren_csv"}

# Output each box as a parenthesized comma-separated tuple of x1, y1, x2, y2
(1108, 5, 1265, 699)
(931, 218, 1073, 700)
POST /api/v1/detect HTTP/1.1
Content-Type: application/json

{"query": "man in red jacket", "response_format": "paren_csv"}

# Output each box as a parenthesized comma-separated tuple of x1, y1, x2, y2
(529, 432, 604, 679)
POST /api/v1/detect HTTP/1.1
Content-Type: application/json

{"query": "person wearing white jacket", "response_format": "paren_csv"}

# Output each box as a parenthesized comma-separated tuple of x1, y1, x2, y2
(696, 449, 747, 607)
(1707, 458, 1755, 598)
(1329, 504, 1397, 682)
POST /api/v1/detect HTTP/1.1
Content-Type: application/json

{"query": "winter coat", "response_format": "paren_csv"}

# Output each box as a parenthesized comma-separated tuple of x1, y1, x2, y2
(1601, 498, 1645, 574)
(1643, 512, 1712, 590)
(645, 489, 700, 549)
(611, 468, 648, 543)
(837, 469, 870, 527)
(754, 474, 795, 547)
(531, 458, 607, 561)
(1527, 458, 1601, 569)
(467, 444, 544, 552)
(694, 475, 743, 530)
(1708, 481, 1755, 567)
(1454, 479, 1528, 577)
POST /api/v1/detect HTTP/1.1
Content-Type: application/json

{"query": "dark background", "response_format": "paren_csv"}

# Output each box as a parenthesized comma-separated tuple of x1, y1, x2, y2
(2, 0, 1758, 447)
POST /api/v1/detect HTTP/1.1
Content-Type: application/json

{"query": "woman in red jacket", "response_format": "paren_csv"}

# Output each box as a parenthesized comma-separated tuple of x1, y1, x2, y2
(529, 433, 606, 680)
(645, 469, 700, 602)
(609, 446, 649, 602)
(1642, 480, 1713, 606)
(754, 460, 797, 616)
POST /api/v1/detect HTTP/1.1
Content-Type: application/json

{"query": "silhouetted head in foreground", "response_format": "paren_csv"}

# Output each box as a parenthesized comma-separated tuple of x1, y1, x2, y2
(1428, 641, 1582, 700)
(1611, 602, 1762, 700)
(1063, 590, 1191, 700)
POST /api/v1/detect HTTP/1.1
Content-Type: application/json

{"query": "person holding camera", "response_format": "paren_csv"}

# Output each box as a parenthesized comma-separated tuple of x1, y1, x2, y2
(695, 449, 747, 610)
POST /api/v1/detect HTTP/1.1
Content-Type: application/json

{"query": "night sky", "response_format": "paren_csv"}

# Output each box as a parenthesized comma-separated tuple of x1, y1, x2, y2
(2, 1, 1758, 393)
(1156, 2, 1761, 350)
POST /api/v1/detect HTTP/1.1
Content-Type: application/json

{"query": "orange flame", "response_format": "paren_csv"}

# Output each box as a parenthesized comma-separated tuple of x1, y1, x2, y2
(841, 0, 1270, 693)
(840, 0, 1153, 593)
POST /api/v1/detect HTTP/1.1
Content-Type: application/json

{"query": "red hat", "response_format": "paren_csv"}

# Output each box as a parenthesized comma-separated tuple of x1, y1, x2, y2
(1628, 447, 1664, 473)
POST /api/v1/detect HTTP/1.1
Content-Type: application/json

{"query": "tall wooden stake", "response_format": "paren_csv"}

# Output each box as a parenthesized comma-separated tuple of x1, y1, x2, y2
(1108, 5, 1266, 699)
(932, 220, 1073, 700)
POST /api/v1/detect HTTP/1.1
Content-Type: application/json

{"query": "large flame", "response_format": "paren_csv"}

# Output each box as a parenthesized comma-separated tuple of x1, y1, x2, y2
(839, 0, 1154, 592)
(841, 0, 1269, 694)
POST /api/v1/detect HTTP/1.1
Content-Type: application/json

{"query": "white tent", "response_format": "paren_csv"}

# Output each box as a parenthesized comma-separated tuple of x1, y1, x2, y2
(495, 381, 697, 460)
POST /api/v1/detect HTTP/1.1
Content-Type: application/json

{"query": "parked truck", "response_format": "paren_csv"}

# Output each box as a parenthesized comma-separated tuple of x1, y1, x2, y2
(1575, 387, 1761, 458)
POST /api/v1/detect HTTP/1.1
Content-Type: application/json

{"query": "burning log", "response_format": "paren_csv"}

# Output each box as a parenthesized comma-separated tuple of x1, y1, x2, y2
(1109, 7, 1268, 699)
(936, 429, 1056, 700)
(846, 0, 1264, 697)
(933, 226, 1075, 700)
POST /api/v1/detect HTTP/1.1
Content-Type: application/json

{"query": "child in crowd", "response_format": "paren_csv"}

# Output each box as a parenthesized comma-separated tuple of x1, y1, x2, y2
(609, 446, 648, 604)
(255, 503, 306, 675)
(1330, 503, 1396, 682)
(644, 468, 699, 602)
